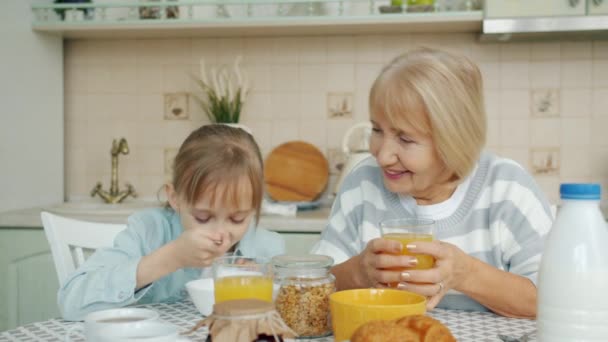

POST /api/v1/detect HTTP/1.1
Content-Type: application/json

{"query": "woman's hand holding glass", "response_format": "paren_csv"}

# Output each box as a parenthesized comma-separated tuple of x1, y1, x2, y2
(402, 240, 472, 310)
(171, 228, 232, 268)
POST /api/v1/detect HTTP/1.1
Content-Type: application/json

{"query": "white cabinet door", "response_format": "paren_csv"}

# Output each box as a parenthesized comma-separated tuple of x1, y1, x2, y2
(281, 233, 321, 256)
(588, 0, 608, 14)
(486, 0, 586, 18)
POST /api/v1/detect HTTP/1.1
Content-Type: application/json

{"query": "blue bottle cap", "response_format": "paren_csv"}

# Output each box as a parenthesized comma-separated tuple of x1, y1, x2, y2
(560, 183, 601, 200)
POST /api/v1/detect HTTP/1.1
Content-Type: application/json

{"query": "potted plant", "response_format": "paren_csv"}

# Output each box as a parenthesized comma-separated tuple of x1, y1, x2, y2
(192, 56, 249, 126)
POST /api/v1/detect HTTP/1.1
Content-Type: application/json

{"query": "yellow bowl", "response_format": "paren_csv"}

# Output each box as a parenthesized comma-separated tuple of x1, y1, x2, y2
(329, 289, 426, 341)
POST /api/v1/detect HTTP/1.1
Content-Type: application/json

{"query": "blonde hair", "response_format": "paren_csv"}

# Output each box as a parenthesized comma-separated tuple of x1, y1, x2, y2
(369, 48, 486, 180)
(172, 124, 264, 222)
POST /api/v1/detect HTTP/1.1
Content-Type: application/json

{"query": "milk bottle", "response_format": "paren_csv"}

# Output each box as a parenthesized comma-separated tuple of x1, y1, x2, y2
(537, 184, 608, 341)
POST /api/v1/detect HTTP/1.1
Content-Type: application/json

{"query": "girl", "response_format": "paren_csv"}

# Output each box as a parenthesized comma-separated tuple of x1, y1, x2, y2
(59, 125, 285, 321)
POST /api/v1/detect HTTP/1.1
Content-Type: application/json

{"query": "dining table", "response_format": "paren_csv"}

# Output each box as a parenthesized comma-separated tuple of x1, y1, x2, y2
(0, 300, 537, 341)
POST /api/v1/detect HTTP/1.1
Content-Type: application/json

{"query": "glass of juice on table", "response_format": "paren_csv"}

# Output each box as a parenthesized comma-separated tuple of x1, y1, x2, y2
(212, 256, 273, 303)
(380, 218, 435, 287)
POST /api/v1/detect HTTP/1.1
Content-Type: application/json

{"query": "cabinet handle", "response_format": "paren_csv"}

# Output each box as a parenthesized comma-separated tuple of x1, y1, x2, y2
(592, 0, 602, 6)
(568, 0, 580, 7)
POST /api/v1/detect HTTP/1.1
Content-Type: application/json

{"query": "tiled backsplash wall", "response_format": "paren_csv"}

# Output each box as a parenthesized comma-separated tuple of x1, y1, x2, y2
(64, 34, 608, 204)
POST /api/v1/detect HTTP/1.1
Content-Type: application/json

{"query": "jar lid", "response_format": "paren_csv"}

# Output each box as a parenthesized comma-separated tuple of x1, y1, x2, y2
(213, 299, 274, 317)
(271, 255, 334, 277)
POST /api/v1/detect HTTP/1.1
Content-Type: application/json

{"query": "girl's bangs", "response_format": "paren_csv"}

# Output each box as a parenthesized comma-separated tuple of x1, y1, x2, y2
(198, 172, 254, 211)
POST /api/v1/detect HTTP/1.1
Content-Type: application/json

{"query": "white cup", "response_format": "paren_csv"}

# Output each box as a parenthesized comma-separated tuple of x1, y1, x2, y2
(64, 308, 160, 341)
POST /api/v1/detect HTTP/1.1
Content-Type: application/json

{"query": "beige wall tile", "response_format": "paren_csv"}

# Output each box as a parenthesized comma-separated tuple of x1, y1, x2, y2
(271, 92, 300, 120)
(63, 34, 608, 201)
(299, 92, 326, 121)
(65, 65, 88, 94)
(299, 120, 328, 148)
(244, 92, 273, 121)
(592, 61, 608, 87)
(530, 118, 560, 147)
(500, 43, 530, 61)
(561, 88, 591, 117)
(191, 38, 218, 65)
(591, 117, 608, 146)
(270, 38, 300, 65)
(270, 65, 299, 92)
(484, 89, 501, 118)
(593, 41, 608, 59)
(561, 60, 592, 88)
(271, 121, 299, 146)
(244, 38, 274, 65)
(486, 118, 500, 148)
(355, 35, 384, 63)
(471, 44, 500, 63)
(355, 64, 383, 93)
(298, 37, 327, 64)
(530, 61, 560, 88)
(561, 41, 592, 60)
(478, 62, 500, 89)
(247, 65, 272, 92)
(327, 36, 355, 64)
(561, 118, 591, 147)
(591, 88, 608, 117)
(531, 42, 561, 61)
(561, 147, 591, 178)
(299, 64, 328, 92)
(65, 94, 89, 123)
(136, 64, 163, 94)
(500, 119, 530, 147)
(501, 62, 530, 89)
(327, 64, 355, 92)
(590, 147, 608, 178)
(381, 35, 411, 62)
(500, 90, 530, 118)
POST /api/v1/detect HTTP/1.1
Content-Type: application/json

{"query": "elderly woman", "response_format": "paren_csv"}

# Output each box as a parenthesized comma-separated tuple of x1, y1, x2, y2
(312, 48, 552, 319)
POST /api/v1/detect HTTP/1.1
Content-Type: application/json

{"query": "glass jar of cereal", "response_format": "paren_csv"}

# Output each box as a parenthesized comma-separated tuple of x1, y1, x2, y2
(271, 254, 335, 338)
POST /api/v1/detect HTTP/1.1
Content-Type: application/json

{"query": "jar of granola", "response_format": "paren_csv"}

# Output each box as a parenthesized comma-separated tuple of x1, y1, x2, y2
(272, 254, 335, 338)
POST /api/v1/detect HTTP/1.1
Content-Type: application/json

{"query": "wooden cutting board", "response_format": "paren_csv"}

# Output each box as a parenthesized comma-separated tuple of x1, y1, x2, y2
(264, 141, 329, 202)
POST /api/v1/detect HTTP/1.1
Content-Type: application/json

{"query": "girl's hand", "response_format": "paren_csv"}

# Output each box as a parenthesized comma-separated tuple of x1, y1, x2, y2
(396, 241, 472, 310)
(171, 229, 232, 268)
(357, 238, 420, 288)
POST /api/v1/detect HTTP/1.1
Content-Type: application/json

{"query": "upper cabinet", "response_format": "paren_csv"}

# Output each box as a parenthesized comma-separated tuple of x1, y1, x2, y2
(589, 0, 608, 14)
(31, 0, 483, 38)
(485, 0, 586, 18)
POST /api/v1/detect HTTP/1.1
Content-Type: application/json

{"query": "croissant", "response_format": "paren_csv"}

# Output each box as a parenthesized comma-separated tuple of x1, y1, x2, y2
(351, 315, 456, 342)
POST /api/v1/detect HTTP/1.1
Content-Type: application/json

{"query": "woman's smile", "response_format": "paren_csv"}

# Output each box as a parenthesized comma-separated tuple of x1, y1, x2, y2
(383, 169, 411, 180)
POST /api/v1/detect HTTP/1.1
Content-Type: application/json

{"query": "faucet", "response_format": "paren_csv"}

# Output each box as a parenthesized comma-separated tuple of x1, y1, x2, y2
(91, 137, 137, 204)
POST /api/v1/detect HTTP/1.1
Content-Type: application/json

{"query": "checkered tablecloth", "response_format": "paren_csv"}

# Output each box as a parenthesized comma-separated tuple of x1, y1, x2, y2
(0, 301, 536, 341)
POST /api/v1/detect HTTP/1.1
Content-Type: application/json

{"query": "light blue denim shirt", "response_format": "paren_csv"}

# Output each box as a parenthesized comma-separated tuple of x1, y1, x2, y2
(58, 207, 285, 321)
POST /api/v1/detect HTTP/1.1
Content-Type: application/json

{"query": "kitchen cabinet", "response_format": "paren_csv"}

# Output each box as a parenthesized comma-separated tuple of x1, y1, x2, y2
(485, 0, 586, 18)
(30, 1, 483, 38)
(0, 228, 60, 331)
(280, 232, 321, 256)
(588, 0, 608, 14)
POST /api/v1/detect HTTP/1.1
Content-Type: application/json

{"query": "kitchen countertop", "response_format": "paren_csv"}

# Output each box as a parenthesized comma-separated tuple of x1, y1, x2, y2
(0, 202, 331, 233)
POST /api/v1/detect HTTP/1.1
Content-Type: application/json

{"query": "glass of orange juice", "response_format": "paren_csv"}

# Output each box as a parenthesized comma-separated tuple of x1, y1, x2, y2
(380, 218, 435, 286)
(212, 256, 273, 303)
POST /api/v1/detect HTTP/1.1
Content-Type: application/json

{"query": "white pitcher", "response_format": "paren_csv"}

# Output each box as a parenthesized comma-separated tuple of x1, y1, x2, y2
(333, 122, 372, 195)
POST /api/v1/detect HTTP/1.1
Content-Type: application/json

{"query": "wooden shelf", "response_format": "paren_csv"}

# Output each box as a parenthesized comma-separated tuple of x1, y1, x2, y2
(32, 11, 483, 39)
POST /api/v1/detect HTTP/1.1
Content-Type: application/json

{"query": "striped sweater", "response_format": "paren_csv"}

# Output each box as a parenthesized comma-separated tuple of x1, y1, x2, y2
(311, 151, 553, 312)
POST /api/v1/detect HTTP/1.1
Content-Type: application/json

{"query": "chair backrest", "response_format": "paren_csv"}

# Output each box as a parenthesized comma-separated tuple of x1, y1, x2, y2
(40, 211, 127, 286)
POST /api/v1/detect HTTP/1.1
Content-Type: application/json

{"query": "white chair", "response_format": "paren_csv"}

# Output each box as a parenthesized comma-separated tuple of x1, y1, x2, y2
(40, 211, 126, 286)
